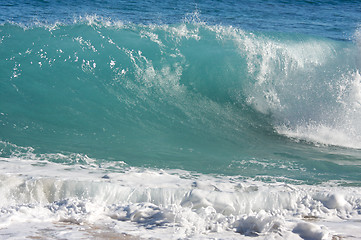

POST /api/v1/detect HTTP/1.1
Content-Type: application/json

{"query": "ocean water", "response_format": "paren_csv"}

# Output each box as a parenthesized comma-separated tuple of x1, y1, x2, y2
(1, 0, 361, 239)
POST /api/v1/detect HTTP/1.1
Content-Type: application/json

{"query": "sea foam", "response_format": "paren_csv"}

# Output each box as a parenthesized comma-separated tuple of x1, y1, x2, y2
(0, 155, 361, 239)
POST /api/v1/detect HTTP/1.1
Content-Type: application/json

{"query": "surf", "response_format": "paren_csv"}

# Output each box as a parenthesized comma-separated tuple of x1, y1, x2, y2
(0, 154, 361, 239)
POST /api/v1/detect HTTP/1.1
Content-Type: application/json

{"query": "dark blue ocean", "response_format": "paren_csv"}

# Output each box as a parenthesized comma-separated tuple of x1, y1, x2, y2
(0, 1, 361, 239)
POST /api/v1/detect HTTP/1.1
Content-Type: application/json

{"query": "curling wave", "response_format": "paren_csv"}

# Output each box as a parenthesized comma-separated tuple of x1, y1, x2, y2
(1, 19, 361, 178)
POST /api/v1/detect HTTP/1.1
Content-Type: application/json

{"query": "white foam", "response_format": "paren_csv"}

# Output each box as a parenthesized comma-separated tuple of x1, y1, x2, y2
(276, 123, 361, 149)
(0, 156, 361, 239)
(293, 222, 330, 240)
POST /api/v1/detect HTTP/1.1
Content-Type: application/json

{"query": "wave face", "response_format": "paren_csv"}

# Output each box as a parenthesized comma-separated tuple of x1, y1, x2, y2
(1, 20, 361, 182)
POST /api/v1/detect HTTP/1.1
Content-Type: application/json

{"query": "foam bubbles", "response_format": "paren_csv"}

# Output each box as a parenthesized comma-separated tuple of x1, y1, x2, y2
(293, 222, 330, 240)
(0, 156, 361, 239)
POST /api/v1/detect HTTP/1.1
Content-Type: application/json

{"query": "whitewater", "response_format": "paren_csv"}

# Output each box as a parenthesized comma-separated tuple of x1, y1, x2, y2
(1, 1, 361, 239)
